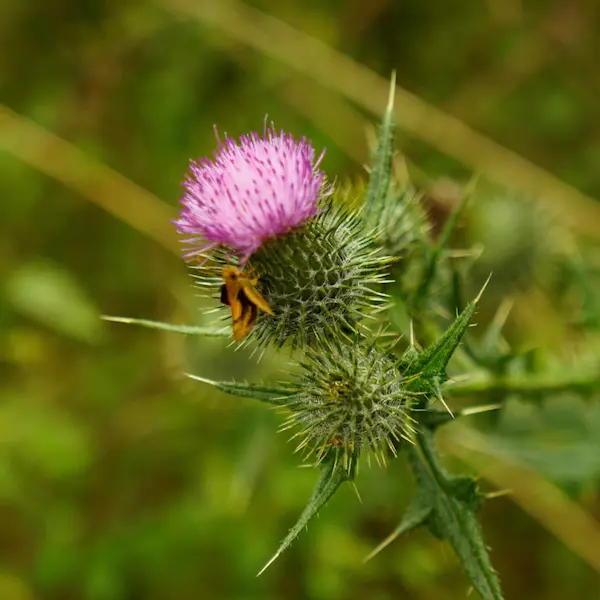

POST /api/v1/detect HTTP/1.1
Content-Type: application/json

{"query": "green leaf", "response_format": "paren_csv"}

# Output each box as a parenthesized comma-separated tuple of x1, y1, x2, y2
(185, 374, 293, 406)
(450, 266, 514, 371)
(102, 316, 228, 336)
(257, 455, 353, 576)
(368, 426, 502, 598)
(402, 279, 489, 400)
(364, 497, 431, 562)
(363, 72, 396, 226)
(410, 427, 503, 599)
(484, 396, 600, 485)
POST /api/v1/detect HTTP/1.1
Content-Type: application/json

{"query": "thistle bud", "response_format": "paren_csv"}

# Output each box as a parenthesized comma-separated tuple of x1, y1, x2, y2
(281, 338, 416, 471)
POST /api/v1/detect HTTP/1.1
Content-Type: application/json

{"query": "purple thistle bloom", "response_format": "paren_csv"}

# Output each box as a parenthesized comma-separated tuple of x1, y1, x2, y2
(175, 122, 331, 263)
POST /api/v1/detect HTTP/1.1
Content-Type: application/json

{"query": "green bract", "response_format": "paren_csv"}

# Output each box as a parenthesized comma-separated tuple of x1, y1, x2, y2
(247, 204, 390, 348)
(189, 202, 391, 350)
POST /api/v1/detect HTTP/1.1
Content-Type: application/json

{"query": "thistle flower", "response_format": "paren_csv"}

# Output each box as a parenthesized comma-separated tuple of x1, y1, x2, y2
(177, 121, 391, 349)
(175, 122, 329, 263)
(281, 338, 417, 471)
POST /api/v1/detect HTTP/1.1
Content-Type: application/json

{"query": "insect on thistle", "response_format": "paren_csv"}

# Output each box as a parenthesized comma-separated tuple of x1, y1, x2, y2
(220, 266, 273, 341)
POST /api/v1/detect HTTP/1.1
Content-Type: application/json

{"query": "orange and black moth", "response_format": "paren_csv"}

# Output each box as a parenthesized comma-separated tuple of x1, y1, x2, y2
(220, 266, 273, 341)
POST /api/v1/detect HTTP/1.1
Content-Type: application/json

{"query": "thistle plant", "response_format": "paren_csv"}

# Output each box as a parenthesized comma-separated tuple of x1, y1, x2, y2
(104, 78, 600, 600)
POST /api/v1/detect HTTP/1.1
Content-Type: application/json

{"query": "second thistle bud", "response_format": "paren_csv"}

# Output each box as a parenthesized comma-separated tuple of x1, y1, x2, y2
(281, 338, 416, 470)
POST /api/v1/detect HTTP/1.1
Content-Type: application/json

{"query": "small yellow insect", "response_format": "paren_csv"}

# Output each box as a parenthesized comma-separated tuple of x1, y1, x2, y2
(220, 266, 273, 341)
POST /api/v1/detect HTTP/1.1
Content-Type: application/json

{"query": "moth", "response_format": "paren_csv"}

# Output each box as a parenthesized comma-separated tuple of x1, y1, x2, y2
(220, 266, 273, 341)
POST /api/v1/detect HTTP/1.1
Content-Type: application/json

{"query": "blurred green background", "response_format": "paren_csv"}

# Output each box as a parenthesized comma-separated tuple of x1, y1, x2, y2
(1, 1, 600, 599)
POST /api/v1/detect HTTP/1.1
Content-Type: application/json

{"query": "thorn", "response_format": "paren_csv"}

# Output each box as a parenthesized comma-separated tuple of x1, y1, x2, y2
(460, 403, 502, 416)
(363, 529, 399, 563)
(351, 481, 363, 504)
(485, 489, 512, 500)
(475, 273, 493, 304)
(100, 315, 130, 323)
(184, 373, 215, 385)
(257, 552, 280, 577)
(437, 391, 455, 418)
(386, 70, 397, 114)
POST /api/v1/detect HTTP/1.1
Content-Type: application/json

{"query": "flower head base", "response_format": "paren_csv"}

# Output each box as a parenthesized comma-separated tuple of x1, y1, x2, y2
(192, 202, 391, 349)
(176, 122, 329, 262)
(247, 204, 391, 348)
(281, 338, 417, 471)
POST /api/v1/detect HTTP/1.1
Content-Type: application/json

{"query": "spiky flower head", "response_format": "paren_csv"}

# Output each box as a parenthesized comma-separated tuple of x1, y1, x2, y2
(175, 122, 329, 263)
(178, 121, 391, 349)
(281, 338, 417, 471)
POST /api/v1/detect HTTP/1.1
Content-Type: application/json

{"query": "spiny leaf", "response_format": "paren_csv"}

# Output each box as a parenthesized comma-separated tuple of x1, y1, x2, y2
(407, 427, 503, 600)
(368, 426, 502, 598)
(185, 374, 293, 406)
(257, 454, 353, 576)
(450, 265, 514, 371)
(363, 72, 396, 226)
(363, 497, 431, 562)
(102, 316, 229, 336)
(401, 278, 489, 397)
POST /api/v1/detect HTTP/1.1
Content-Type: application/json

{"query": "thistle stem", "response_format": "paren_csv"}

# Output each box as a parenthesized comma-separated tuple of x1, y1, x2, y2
(444, 372, 600, 397)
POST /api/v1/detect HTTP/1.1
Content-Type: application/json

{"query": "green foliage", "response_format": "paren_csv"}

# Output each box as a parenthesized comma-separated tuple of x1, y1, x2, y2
(363, 73, 396, 227)
(362, 426, 503, 599)
(406, 428, 502, 600)
(4, 4, 600, 599)
(185, 374, 293, 406)
(257, 455, 354, 576)
(401, 284, 486, 404)
(107, 75, 600, 597)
